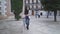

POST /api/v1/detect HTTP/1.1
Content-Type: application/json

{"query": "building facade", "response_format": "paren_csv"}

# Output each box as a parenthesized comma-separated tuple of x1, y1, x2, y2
(23, 0, 60, 16)
(0, 0, 11, 19)
(24, 0, 42, 15)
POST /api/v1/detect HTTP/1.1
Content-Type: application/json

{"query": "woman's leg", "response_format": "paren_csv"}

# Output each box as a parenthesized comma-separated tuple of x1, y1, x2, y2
(26, 20, 29, 30)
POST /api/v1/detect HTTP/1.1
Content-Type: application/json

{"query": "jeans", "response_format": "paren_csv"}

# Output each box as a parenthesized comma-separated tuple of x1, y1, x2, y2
(23, 18, 30, 26)
(26, 19, 29, 29)
(26, 19, 29, 26)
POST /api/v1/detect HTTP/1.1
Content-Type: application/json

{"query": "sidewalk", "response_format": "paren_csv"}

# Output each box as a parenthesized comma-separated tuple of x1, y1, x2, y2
(0, 16, 23, 34)
(0, 16, 60, 34)
(23, 16, 60, 34)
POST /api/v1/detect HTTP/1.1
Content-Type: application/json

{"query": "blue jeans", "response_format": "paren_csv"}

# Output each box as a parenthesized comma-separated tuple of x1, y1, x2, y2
(26, 19, 29, 26)
(23, 18, 29, 27)
(25, 19, 30, 29)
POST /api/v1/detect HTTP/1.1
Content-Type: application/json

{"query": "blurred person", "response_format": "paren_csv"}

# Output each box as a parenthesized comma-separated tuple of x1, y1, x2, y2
(25, 15, 30, 30)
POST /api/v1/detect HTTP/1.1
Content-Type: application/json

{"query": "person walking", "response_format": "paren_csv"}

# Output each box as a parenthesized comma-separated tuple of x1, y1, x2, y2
(35, 10, 40, 18)
(35, 11, 38, 18)
(25, 15, 30, 30)
(40, 12, 42, 16)
(38, 14, 40, 18)
(24, 7, 29, 15)
(24, 6, 30, 30)
(38, 10, 40, 18)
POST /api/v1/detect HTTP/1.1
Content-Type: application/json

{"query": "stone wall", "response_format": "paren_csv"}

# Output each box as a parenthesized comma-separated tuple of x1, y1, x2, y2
(0, 0, 12, 20)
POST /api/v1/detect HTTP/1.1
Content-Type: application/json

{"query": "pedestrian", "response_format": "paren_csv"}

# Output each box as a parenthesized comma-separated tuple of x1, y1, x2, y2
(38, 14, 40, 18)
(35, 11, 38, 18)
(24, 6, 29, 15)
(38, 10, 40, 18)
(40, 12, 42, 16)
(25, 15, 30, 30)
(24, 6, 30, 30)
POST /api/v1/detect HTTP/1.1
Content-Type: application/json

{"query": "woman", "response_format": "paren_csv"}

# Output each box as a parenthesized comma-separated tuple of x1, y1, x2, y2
(25, 15, 30, 30)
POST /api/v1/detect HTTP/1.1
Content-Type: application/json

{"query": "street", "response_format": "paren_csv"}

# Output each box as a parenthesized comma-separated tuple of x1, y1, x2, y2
(0, 16, 60, 34)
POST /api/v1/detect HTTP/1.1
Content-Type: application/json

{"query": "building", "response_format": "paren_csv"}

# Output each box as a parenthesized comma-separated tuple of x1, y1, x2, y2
(24, 0, 42, 15)
(0, 0, 11, 19)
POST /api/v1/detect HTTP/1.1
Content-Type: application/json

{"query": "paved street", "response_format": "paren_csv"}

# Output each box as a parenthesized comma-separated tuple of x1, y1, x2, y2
(23, 16, 60, 34)
(0, 16, 23, 34)
(0, 16, 60, 34)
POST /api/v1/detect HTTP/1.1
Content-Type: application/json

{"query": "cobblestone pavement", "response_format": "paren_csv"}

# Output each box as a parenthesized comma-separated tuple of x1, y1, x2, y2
(0, 16, 60, 34)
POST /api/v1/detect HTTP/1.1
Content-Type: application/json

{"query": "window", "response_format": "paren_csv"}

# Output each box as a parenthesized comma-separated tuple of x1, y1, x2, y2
(0, 7, 1, 10)
(36, 0, 39, 4)
(34, 0, 36, 3)
(0, 1, 1, 5)
(30, 5, 32, 9)
(0, 12, 1, 15)
(32, 0, 34, 4)
(30, 0, 32, 3)
(33, 5, 36, 9)
(28, 0, 30, 4)
(26, 0, 28, 4)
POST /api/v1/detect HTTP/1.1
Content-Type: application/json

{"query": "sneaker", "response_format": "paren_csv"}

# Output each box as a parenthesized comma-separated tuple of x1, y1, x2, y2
(26, 26, 29, 30)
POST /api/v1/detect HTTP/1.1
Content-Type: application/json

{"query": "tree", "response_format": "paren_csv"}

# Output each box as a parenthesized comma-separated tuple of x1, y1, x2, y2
(11, 0, 23, 20)
(40, 0, 60, 21)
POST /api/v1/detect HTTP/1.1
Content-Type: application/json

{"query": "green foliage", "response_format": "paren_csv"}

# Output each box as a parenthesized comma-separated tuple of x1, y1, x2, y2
(41, 0, 60, 11)
(41, 0, 60, 21)
(11, 0, 23, 20)
(15, 15, 21, 20)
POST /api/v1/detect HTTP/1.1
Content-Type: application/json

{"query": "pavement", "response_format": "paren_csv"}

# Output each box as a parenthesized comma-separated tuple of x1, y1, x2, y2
(0, 16, 60, 34)
(0, 16, 23, 34)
